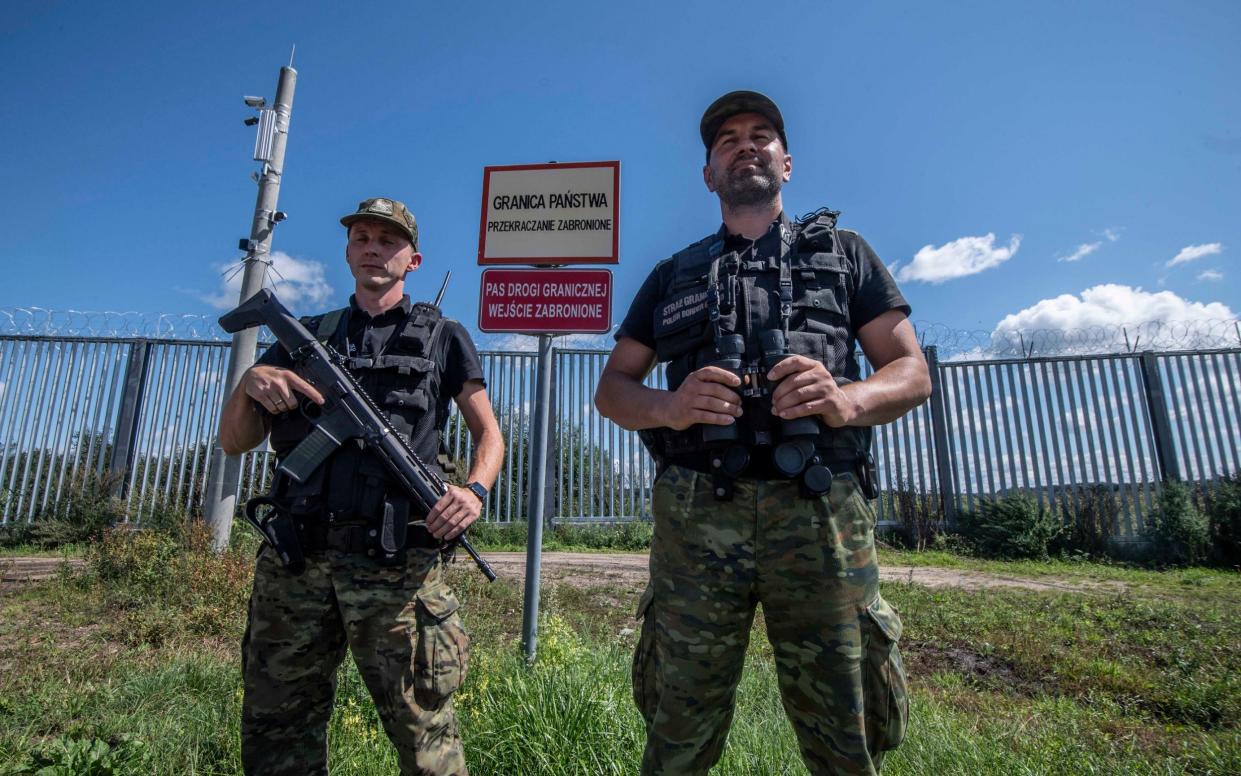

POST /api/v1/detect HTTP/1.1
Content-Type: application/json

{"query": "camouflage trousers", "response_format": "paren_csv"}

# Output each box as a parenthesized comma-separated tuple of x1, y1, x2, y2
(241, 543, 469, 775)
(632, 465, 908, 776)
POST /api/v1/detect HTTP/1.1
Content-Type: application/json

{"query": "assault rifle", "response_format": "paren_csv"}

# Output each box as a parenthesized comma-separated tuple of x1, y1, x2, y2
(220, 288, 496, 581)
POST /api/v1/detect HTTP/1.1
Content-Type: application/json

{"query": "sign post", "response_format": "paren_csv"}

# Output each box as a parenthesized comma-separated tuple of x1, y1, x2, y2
(476, 161, 618, 662)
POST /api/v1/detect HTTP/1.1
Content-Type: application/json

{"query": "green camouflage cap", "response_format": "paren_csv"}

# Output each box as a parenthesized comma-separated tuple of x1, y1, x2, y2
(339, 197, 419, 250)
(700, 90, 787, 155)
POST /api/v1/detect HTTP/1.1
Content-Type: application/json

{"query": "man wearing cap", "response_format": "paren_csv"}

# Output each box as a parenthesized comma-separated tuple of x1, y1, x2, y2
(596, 92, 930, 774)
(219, 197, 503, 775)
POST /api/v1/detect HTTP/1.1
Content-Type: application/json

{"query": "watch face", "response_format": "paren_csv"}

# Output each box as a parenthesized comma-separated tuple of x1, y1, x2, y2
(468, 483, 488, 501)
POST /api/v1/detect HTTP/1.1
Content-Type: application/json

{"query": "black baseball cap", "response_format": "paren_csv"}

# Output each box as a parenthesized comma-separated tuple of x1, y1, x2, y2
(699, 90, 787, 153)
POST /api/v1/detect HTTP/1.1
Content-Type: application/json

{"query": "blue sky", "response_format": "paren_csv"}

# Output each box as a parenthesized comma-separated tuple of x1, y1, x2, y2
(1, 0, 1237, 350)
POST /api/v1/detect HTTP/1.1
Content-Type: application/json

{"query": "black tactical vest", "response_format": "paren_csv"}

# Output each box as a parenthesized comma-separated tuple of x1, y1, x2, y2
(267, 301, 452, 519)
(645, 210, 871, 464)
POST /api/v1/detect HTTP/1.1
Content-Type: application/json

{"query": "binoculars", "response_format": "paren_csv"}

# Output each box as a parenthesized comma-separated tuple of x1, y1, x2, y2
(700, 330, 833, 497)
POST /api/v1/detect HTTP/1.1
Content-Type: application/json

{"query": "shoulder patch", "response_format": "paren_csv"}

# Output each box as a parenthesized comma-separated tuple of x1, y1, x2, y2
(654, 286, 710, 337)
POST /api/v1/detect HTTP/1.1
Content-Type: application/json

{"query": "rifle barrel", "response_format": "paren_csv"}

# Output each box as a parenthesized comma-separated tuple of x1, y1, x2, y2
(433, 271, 451, 307)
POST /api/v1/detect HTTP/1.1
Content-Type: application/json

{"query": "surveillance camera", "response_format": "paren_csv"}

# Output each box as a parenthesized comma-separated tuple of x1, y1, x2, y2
(272, 211, 289, 223)
(243, 116, 259, 126)
(243, 96, 266, 108)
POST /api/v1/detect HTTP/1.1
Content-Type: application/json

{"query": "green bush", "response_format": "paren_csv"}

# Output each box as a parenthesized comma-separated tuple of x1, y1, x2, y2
(1149, 480, 1210, 566)
(87, 521, 252, 645)
(0, 474, 127, 549)
(958, 491, 1060, 559)
(1207, 472, 1241, 567)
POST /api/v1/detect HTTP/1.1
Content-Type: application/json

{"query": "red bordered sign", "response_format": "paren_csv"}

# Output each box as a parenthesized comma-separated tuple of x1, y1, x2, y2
(478, 268, 612, 333)
(477, 161, 620, 266)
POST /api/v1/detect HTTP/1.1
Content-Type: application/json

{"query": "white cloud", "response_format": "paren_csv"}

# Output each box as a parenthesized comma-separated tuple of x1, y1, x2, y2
(984, 284, 1236, 354)
(1057, 241, 1102, 263)
(1197, 269, 1224, 282)
(1102, 228, 1121, 242)
(202, 251, 334, 311)
(894, 233, 1021, 284)
(995, 284, 1233, 332)
(1167, 242, 1223, 267)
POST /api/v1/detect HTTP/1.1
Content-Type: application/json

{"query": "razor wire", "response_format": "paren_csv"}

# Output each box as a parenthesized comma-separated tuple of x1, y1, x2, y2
(3, 306, 1239, 358)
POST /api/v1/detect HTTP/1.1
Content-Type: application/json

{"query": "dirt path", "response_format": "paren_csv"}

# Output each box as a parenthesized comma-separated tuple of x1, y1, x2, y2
(0, 557, 82, 590)
(479, 552, 1127, 595)
(2, 552, 1127, 596)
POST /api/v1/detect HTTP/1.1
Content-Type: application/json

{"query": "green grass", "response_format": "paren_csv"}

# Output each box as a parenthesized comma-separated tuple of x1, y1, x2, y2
(0, 527, 1237, 775)
(468, 519, 654, 553)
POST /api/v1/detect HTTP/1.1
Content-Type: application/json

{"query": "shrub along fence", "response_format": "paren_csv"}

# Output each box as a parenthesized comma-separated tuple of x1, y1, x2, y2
(1, 332, 1238, 547)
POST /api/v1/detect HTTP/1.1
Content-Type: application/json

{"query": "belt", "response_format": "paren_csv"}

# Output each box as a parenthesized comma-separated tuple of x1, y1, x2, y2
(296, 520, 441, 553)
(666, 450, 865, 481)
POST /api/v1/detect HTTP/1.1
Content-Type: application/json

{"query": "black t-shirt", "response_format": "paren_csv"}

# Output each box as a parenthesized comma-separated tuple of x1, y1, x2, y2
(254, 294, 484, 517)
(256, 294, 485, 401)
(616, 217, 911, 352)
(255, 294, 485, 452)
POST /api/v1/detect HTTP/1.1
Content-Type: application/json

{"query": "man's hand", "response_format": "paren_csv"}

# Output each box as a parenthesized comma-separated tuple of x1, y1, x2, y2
(659, 366, 744, 431)
(241, 365, 326, 415)
(425, 484, 483, 540)
(768, 356, 859, 427)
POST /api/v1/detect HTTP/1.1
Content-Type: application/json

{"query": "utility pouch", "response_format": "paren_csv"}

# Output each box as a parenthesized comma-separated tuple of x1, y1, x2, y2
(244, 496, 306, 575)
(374, 499, 409, 567)
(858, 452, 879, 500)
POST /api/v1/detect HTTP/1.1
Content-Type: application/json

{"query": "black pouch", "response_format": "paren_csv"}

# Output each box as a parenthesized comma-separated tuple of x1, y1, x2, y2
(244, 496, 306, 575)
(858, 452, 879, 500)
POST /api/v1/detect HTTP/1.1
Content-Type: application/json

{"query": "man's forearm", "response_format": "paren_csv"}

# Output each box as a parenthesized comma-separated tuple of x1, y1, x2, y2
(218, 386, 269, 455)
(463, 426, 504, 489)
(595, 372, 670, 431)
(837, 356, 932, 427)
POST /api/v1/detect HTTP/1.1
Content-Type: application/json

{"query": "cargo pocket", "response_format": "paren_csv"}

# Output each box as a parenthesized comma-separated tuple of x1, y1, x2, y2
(413, 583, 470, 709)
(631, 584, 658, 727)
(862, 595, 909, 753)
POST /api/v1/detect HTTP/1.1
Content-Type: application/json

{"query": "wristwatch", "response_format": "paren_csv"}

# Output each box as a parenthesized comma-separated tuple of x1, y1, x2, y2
(465, 482, 488, 503)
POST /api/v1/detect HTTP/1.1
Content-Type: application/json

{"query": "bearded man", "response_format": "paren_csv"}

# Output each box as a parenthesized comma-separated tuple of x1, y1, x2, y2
(595, 91, 930, 775)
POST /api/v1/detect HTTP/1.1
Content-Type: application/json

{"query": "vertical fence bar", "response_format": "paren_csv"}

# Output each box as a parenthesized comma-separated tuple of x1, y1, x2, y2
(108, 340, 152, 500)
(1139, 351, 1180, 481)
(2, 341, 42, 517)
(18, 342, 66, 520)
(1188, 354, 1227, 479)
(1107, 357, 1139, 529)
(1207, 353, 1240, 474)
(1177, 355, 1215, 481)
(48, 341, 91, 514)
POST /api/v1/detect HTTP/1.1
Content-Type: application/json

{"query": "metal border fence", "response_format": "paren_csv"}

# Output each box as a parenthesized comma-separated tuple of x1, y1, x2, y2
(2, 332, 1238, 539)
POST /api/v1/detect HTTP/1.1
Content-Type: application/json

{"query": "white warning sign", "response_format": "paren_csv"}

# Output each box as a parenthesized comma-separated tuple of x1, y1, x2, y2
(477, 161, 619, 265)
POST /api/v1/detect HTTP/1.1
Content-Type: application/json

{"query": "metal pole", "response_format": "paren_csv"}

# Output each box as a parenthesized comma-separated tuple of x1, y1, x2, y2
(521, 333, 554, 661)
(108, 340, 152, 499)
(203, 65, 297, 549)
(1138, 351, 1180, 482)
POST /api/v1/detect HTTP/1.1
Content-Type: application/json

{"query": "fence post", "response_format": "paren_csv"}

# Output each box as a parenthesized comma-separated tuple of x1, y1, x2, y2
(924, 346, 957, 525)
(521, 334, 555, 661)
(1138, 351, 1180, 481)
(546, 348, 560, 527)
(108, 339, 152, 500)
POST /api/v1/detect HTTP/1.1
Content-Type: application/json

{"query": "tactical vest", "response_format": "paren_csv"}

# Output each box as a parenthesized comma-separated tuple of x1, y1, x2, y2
(644, 209, 871, 467)
(267, 301, 452, 520)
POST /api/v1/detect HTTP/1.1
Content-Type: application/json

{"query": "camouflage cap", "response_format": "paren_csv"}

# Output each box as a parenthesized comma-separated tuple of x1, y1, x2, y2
(339, 197, 419, 250)
(699, 90, 787, 154)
